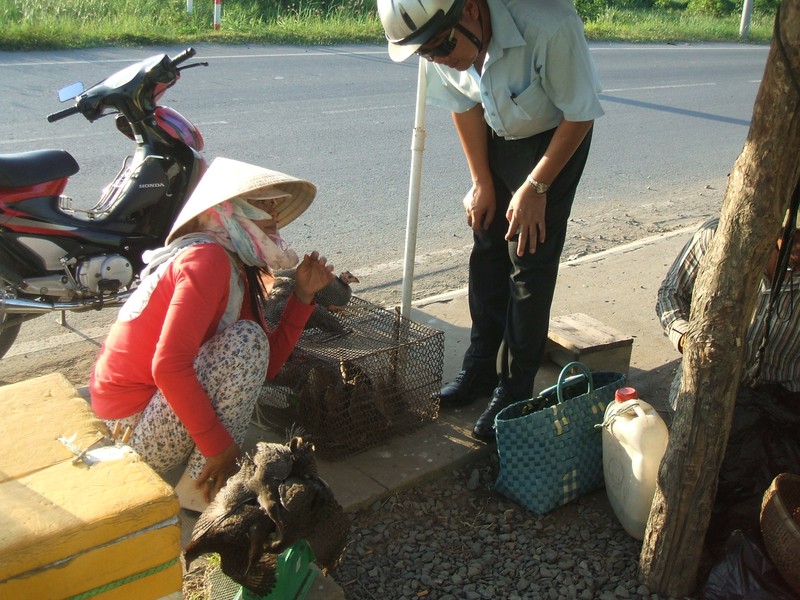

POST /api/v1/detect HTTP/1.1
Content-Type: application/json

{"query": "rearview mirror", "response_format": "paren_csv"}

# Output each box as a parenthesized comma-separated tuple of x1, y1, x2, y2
(57, 82, 85, 102)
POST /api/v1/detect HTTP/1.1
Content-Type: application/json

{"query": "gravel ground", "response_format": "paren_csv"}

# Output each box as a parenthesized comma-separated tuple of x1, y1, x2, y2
(331, 452, 695, 600)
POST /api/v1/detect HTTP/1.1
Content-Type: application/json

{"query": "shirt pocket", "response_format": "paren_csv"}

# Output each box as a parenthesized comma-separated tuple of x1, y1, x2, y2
(508, 78, 554, 121)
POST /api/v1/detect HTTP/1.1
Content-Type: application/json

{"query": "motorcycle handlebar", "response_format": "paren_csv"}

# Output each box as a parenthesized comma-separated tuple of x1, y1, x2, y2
(170, 48, 196, 68)
(48, 49, 199, 124)
(47, 105, 81, 123)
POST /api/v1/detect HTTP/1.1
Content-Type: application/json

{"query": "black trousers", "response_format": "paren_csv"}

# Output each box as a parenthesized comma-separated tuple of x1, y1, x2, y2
(462, 125, 593, 400)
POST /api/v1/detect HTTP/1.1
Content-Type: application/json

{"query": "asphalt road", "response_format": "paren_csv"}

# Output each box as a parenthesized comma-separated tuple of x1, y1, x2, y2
(0, 42, 771, 384)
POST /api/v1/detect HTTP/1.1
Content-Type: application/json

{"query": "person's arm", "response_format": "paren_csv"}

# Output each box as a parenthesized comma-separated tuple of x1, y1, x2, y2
(266, 251, 334, 380)
(503, 12, 602, 256)
(150, 246, 241, 499)
(453, 104, 495, 236)
(152, 246, 234, 455)
(655, 220, 718, 352)
(505, 119, 594, 256)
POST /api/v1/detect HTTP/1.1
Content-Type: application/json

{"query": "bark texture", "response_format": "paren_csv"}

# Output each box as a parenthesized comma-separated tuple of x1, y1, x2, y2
(638, 2, 800, 595)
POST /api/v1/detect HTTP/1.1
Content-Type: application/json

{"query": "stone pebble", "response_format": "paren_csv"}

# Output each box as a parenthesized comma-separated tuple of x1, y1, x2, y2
(332, 453, 696, 600)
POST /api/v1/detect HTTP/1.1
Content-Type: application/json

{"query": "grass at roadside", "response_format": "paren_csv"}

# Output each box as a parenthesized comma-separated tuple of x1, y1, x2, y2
(0, 0, 775, 51)
(585, 8, 773, 42)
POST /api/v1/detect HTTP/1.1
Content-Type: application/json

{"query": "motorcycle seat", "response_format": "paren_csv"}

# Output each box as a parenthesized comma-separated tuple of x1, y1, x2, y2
(0, 149, 79, 188)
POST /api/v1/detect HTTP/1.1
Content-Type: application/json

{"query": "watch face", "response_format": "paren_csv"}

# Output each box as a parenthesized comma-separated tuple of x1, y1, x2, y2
(527, 176, 548, 194)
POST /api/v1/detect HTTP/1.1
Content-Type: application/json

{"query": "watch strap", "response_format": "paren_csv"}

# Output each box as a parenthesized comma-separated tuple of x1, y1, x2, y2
(526, 174, 550, 194)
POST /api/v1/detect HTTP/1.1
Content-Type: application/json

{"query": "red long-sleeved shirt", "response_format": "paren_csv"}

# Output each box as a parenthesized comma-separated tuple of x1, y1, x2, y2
(90, 243, 312, 457)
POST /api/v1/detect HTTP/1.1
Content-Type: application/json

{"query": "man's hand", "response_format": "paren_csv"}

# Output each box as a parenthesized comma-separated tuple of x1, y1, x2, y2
(506, 185, 547, 256)
(463, 183, 496, 236)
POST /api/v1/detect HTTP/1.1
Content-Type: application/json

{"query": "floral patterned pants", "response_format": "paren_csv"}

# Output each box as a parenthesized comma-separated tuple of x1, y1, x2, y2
(103, 320, 268, 478)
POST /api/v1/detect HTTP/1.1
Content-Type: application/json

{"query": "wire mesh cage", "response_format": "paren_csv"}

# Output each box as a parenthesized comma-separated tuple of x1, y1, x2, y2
(254, 296, 444, 460)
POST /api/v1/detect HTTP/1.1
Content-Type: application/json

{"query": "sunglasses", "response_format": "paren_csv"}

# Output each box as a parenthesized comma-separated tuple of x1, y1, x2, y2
(417, 26, 458, 60)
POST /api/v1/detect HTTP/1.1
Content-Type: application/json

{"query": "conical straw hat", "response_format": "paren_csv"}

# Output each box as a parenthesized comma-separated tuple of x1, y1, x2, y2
(167, 157, 316, 243)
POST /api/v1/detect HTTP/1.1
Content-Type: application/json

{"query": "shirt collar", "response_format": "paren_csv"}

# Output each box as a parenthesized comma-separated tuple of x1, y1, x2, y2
(486, 0, 527, 56)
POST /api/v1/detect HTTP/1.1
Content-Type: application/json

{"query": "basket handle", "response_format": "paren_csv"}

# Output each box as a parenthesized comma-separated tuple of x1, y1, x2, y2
(556, 361, 594, 403)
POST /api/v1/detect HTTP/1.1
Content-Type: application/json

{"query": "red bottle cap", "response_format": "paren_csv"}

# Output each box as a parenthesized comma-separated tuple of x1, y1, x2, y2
(615, 387, 638, 402)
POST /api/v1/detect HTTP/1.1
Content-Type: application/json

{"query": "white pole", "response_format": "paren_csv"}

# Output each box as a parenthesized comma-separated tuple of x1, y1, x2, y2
(213, 0, 222, 30)
(400, 58, 429, 318)
(739, 0, 754, 38)
(186, 0, 193, 14)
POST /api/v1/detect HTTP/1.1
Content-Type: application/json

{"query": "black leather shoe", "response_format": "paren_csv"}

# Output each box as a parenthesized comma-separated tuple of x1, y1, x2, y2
(472, 386, 517, 443)
(438, 370, 496, 408)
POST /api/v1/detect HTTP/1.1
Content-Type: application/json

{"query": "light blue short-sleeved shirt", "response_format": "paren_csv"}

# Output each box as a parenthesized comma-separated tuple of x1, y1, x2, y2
(425, 0, 604, 140)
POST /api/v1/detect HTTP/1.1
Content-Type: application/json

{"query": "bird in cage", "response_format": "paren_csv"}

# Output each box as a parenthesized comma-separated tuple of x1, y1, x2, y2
(261, 269, 359, 334)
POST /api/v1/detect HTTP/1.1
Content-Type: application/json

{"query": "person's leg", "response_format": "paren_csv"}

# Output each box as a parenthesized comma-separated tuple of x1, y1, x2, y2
(472, 128, 593, 441)
(184, 320, 268, 477)
(440, 127, 512, 407)
(463, 173, 513, 378)
(105, 321, 268, 478)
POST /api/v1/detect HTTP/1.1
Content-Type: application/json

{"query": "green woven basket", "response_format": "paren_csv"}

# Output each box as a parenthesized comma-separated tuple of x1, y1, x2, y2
(230, 539, 317, 600)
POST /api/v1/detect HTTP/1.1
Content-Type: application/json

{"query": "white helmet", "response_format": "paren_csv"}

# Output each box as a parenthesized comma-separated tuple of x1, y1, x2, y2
(377, 0, 466, 63)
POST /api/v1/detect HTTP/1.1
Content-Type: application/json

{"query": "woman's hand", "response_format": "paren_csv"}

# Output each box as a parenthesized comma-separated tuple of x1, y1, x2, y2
(293, 251, 335, 304)
(196, 441, 241, 502)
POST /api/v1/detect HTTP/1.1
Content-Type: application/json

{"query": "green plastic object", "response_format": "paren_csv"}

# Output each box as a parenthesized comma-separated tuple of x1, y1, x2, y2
(234, 539, 317, 600)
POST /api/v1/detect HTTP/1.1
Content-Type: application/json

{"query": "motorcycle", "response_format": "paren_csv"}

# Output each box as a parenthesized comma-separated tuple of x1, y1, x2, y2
(0, 47, 208, 359)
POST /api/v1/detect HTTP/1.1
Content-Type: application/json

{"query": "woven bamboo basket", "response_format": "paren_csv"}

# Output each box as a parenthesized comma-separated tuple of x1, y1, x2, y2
(760, 472, 800, 595)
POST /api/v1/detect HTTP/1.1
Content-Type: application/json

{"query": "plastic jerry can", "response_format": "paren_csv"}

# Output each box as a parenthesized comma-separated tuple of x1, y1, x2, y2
(601, 387, 669, 540)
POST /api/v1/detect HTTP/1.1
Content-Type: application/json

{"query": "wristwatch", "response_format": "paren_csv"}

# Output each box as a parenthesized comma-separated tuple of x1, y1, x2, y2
(526, 174, 550, 194)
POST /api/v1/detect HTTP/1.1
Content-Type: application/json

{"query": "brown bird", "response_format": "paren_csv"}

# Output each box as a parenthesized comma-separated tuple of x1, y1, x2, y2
(254, 436, 319, 550)
(183, 455, 280, 595)
(185, 435, 349, 591)
(262, 270, 359, 334)
(257, 468, 350, 575)
(262, 474, 349, 575)
(250, 435, 348, 574)
(251, 439, 296, 488)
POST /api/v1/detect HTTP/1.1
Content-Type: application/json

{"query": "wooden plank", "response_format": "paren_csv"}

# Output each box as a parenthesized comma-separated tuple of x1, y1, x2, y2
(548, 313, 633, 353)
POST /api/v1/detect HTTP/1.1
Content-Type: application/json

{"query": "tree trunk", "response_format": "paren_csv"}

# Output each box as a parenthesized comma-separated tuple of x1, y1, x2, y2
(638, 2, 800, 595)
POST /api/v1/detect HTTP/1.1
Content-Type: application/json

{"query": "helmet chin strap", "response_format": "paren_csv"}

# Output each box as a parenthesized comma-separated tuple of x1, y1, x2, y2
(455, 22, 482, 54)
(458, 3, 487, 58)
